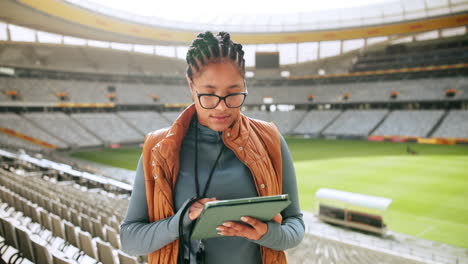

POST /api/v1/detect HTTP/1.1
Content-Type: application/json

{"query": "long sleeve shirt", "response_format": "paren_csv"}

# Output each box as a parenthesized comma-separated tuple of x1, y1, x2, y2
(120, 118, 304, 264)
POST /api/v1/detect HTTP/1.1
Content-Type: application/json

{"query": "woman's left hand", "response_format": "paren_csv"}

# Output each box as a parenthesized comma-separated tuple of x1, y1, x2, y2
(216, 214, 282, 241)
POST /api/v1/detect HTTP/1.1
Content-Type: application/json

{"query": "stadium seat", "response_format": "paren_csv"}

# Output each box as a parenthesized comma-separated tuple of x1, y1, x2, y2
(96, 239, 116, 264)
(91, 218, 106, 240)
(110, 218, 120, 232)
(104, 226, 120, 249)
(27, 203, 41, 227)
(31, 239, 53, 264)
(117, 250, 138, 264)
(63, 221, 80, 249)
(52, 254, 74, 264)
(70, 209, 80, 227)
(79, 214, 93, 235)
(50, 214, 68, 251)
(40, 209, 53, 232)
(0, 217, 19, 253)
(14, 225, 35, 262)
(78, 230, 97, 259)
(0, 217, 22, 264)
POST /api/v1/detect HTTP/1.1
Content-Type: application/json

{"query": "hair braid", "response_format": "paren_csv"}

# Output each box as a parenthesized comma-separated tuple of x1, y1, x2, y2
(186, 31, 245, 80)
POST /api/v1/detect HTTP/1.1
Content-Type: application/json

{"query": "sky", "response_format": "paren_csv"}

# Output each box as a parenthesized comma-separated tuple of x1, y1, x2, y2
(87, 0, 394, 21)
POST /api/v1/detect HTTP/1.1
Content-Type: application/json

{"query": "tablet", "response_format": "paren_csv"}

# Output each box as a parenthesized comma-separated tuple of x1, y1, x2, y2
(190, 194, 291, 240)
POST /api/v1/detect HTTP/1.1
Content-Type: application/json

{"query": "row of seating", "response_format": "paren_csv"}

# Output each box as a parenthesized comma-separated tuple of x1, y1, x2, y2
(0, 187, 139, 264)
(0, 168, 141, 264)
(1, 76, 467, 104)
(0, 42, 187, 77)
(323, 110, 389, 137)
(286, 233, 425, 264)
(372, 110, 445, 137)
(352, 36, 468, 72)
(2, 109, 468, 152)
(432, 110, 468, 139)
(0, 164, 128, 237)
(0, 111, 172, 150)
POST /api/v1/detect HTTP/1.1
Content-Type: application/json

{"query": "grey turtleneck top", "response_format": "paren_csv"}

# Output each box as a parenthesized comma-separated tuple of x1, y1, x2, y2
(120, 118, 304, 263)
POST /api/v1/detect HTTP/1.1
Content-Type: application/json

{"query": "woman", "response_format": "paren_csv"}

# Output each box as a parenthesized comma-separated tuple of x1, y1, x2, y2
(120, 31, 304, 264)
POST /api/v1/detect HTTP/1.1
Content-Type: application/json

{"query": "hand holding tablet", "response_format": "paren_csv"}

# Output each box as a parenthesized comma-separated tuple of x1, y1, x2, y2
(190, 194, 291, 240)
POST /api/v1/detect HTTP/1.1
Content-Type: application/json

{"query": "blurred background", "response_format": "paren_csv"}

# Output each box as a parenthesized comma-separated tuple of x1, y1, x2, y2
(0, 0, 467, 263)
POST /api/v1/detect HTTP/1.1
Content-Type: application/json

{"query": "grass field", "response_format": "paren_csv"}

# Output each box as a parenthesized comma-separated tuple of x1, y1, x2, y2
(70, 138, 468, 248)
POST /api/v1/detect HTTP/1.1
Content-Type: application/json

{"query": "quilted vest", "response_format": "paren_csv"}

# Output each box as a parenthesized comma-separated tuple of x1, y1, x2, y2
(142, 104, 287, 264)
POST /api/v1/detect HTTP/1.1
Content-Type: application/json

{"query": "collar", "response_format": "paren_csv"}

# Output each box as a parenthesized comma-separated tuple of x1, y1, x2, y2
(153, 104, 250, 159)
(186, 116, 223, 143)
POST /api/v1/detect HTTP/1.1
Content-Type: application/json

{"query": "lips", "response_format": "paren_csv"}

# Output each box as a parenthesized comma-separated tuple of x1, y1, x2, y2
(211, 115, 230, 121)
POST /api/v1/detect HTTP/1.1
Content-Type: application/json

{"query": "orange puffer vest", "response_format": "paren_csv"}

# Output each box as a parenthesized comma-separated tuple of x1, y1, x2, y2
(142, 104, 287, 264)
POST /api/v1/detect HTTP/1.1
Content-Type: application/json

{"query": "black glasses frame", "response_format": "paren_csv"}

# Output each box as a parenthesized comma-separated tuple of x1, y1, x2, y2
(196, 91, 248, 109)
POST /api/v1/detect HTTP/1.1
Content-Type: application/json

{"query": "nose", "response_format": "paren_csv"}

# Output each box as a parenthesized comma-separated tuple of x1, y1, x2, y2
(215, 98, 228, 111)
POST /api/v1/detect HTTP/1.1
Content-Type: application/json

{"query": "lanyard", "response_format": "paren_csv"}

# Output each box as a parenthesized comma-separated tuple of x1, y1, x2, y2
(194, 118, 225, 198)
(178, 117, 225, 264)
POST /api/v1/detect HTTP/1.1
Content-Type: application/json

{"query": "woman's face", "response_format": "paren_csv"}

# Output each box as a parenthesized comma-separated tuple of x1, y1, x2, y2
(188, 61, 245, 132)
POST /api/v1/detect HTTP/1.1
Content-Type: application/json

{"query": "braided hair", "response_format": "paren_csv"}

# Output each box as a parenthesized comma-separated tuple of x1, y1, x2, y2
(186, 31, 245, 81)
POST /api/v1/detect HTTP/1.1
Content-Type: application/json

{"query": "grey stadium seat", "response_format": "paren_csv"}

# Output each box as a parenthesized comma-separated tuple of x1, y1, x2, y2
(31, 239, 52, 264)
(64, 221, 80, 248)
(91, 218, 105, 240)
(78, 230, 97, 259)
(105, 226, 120, 249)
(96, 239, 116, 264)
(118, 250, 138, 264)
(14, 225, 35, 262)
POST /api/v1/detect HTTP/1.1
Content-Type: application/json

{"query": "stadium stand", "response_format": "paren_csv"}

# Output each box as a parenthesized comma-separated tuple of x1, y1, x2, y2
(2, 148, 466, 264)
(269, 110, 308, 134)
(71, 113, 144, 144)
(0, 148, 138, 264)
(23, 112, 102, 148)
(0, 42, 186, 76)
(286, 233, 425, 264)
(0, 113, 67, 148)
(293, 110, 342, 135)
(351, 35, 468, 72)
(372, 110, 445, 138)
(0, 180, 125, 264)
(1, 2, 467, 264)
(247, 76, 468, 104)
(0, 77, 192, 104)
(243, 110, 272, 122)
(323, 110, 389, 137)
(0, 132, 44, 151)
(1, 75, 466, 105)
(161, 111, 183, 123)
(0, 77, 58, 103)
(117, 111, 171, 135)
(432, 110, 468, 139)
(112, 83, 190, 105)
(0, 77, 109, 103)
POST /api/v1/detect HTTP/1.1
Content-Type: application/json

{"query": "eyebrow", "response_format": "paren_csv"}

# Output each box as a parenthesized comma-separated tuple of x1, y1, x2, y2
(200, 84, 242, 89)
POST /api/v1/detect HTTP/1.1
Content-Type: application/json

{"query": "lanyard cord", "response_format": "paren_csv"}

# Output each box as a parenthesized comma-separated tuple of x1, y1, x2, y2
(178, 117, 225, 264)
(194, 120, 226, 198)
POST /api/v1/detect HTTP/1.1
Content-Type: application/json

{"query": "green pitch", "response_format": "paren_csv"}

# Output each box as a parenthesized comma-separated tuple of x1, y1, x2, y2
(70, 138, 468, 248)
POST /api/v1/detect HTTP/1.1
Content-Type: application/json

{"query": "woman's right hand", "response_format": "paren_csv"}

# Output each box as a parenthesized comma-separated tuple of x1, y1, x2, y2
(188, 197, 217, 220)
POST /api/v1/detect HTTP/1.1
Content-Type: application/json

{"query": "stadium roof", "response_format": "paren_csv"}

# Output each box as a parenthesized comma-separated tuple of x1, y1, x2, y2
(70, 0, 466, 33)
(0, 0, 466, 45)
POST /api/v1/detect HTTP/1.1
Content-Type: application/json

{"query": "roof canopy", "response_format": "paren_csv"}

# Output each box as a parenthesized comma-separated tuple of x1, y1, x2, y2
(315, 188, 393, 211)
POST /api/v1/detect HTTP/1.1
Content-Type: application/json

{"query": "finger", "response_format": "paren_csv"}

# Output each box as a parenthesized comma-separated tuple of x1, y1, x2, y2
(272, 213, 282, 224)
(218, 224, 252, 237)
(241, 217, 267, 239)
(198, 198, 217, 205)
(241, 216, 262, 229)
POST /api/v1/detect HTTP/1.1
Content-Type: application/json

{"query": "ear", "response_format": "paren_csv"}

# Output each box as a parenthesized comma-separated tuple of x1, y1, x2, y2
(186, 75, 193, 92)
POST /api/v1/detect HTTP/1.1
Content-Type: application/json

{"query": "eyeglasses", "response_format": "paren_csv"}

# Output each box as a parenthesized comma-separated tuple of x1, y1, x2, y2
(195, 88, 248, 109)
